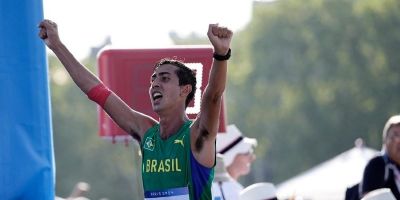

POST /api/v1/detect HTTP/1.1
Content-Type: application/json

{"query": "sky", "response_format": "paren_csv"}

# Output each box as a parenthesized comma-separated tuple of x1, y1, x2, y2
(43, 0, 257, 60)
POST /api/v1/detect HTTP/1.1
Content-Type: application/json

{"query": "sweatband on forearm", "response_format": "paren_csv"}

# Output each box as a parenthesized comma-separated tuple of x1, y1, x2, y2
(87, 83, 112, 108)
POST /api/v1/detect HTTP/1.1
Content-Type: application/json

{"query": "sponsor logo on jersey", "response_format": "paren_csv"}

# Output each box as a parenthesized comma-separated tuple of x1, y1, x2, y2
(174, 135, 185, 147)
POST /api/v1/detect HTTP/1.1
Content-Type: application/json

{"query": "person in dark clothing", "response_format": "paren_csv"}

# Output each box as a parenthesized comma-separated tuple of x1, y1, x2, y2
(361, 115, 400, 199)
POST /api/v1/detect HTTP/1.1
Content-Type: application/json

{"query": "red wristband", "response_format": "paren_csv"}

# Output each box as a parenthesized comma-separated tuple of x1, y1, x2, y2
(87, 83, 112, 108)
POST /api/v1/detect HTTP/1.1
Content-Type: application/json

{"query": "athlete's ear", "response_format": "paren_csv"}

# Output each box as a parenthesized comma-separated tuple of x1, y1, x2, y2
(180, 85, 192, 97)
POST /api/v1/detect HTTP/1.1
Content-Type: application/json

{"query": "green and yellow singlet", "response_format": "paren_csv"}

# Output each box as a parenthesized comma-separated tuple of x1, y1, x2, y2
(141, 121, 214, 200)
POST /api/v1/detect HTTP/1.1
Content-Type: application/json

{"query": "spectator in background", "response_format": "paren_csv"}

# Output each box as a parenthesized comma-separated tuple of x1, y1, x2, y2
(212, 124, 257, 200)
(360, 115, 400, 199)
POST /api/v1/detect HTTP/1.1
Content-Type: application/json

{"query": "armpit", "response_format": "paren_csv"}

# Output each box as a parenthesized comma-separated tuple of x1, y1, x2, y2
(195, 128, 210, 152)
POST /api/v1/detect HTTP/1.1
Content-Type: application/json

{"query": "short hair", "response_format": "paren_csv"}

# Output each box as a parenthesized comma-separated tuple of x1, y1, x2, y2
(154, 58, 196, 107)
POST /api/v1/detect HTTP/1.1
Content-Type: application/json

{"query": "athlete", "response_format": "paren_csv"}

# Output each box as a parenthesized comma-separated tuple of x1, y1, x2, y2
(39, 19, 232, 200)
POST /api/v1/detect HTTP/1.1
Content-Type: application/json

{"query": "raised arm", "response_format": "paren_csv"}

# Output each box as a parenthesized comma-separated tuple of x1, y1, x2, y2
(38, 19, 156, 140)
(191, 24, 233, 167)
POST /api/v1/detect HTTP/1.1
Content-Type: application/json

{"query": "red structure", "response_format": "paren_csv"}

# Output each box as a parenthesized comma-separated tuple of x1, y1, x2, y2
(97, 47, 227, 143)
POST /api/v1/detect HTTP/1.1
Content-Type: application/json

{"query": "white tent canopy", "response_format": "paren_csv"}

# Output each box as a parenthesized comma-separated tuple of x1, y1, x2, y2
(276, 140, 379, 200)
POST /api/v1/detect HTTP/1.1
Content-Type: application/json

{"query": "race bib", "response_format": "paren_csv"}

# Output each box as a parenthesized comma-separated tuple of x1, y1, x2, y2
(144, 186, 189, 200)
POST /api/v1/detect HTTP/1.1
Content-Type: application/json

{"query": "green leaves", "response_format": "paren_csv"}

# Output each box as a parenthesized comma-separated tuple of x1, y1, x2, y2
(228, 0, 400, 184)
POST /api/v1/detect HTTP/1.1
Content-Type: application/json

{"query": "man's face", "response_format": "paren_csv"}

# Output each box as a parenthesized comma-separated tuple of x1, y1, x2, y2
(149, 64, 182, 113)
(385, 124, 400, 164)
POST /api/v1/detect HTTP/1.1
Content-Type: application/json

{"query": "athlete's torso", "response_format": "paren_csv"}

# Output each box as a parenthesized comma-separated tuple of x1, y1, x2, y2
(140, 121, 214, 200)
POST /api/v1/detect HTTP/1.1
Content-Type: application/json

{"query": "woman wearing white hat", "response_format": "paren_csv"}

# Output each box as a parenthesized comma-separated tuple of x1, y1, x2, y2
(212, 124, 257, 200)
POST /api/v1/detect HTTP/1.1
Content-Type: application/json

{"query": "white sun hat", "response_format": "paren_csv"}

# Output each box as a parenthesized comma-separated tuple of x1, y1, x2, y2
(383, 115, 400, 140)
(239, 182, 277, 200)
(361, 188, 396, 200)
(216, 124, 257, 167)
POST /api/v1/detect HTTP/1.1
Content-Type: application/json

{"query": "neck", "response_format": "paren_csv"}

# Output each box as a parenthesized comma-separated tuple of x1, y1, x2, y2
(158, 114, 189, 139)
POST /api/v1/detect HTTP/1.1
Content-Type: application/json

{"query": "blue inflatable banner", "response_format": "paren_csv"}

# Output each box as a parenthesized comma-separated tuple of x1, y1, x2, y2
(0, 0, 55, 199)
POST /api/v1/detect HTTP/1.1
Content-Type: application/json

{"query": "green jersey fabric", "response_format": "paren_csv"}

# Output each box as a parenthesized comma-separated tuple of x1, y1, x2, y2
(141, 121, 214, 200)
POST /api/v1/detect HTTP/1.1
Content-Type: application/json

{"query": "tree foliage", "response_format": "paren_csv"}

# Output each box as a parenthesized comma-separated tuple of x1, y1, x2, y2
(227, 0, 400, 184)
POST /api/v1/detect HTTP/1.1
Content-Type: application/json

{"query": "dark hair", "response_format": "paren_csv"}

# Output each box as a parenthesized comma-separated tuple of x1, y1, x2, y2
(154, 58, 196, 107)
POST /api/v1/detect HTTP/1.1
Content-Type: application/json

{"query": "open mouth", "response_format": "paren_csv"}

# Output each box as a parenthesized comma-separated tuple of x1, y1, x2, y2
(152, 91, 163, 102)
